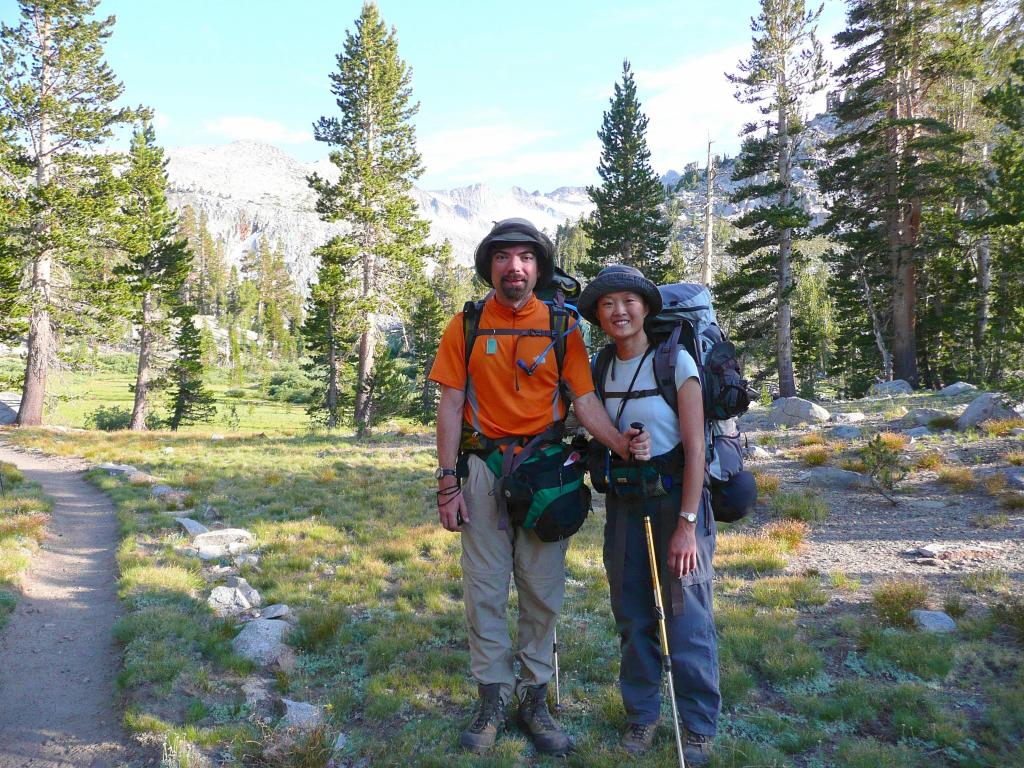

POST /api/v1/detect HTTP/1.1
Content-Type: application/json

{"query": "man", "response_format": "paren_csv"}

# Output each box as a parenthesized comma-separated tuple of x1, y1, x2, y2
(429, 218, 648, 756)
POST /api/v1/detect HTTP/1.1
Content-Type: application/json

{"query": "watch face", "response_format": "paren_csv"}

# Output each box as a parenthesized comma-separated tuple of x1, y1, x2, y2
(683, 513, 697, 523)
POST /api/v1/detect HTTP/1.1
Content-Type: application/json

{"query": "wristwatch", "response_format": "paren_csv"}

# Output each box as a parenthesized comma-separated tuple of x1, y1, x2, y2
(434, 467, 457, 480)
(679, 511, 697, 524)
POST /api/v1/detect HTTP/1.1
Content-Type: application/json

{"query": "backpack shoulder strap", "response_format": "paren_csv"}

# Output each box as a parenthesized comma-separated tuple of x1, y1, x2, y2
(462, 299, 486, 368)
(549, 289, 568, 380)
(652, 325, 682, 415)
(590, 343, 616, 402)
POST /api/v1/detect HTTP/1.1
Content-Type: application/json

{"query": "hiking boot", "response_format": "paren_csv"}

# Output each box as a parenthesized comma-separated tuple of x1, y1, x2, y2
(620, 722, 657, 754)
(460, 683, 508, 754)
(684, 731, 713, 767)
(515, 683, 572, 755)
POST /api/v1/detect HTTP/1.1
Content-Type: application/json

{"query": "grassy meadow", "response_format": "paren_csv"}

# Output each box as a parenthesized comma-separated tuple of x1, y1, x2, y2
(0, 460, 52, 629)
(1, 422, 1022, 768)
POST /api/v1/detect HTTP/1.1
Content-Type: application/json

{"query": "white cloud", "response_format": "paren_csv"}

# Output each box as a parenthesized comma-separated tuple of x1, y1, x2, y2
(203, 115, 311, 144)
(419, 124, 559, 176)
(435, 139, 603, 189)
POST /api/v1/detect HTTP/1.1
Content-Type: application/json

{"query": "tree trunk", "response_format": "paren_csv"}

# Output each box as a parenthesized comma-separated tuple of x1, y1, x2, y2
(354, 222, 378, 435)
(17, 16, 52, 428)
(421, 355, 436, 422)
(700, 140, 715, 286)
(775, 93, 796, 398)
(130, 290, 155, 430)
(326, 299, 339, 429)
(860, 264, 893, 380)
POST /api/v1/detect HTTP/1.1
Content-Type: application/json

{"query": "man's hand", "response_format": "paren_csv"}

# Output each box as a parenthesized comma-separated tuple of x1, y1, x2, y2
(668, 519, 698, 578)
(626, 426, 651, 462)
(437, 477, 468, 532)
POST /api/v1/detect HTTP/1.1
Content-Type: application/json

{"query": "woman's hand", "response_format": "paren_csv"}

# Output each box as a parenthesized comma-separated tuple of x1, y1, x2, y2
(668, 518, 698, 578)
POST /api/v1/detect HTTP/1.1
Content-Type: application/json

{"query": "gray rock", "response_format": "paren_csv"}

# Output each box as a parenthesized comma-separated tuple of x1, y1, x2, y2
(804, 467, 868, 489)
(232, 619, 291, 666)
(193, 528, 254, 549)
(127, 471, 161, 485)
(1004, 469, 1024, 491)
(152, 485, 188, 508)
(208, 586, 252, 617)
(332, 733, 348, 752)
(98, 462, 139, 476)
(910, 610, 956, 633)
(830, 426, 863, 440)
(905, 408, 947, 427)
(278, 698, 324, 730)
(211, 433, 226, 441)
(261, 604, 290, 620)
(197, 541, 252, 561)
(227, 576, 262, 608)
(744, 445, 773, 460)
(1011, 428, 1024, 437)
(956, 392, 1018, 431)
(161, 446, 174, 454)
(234, 552, 261, 567)
(0, 392, 21, 425)
(869, 379, 913, 396)
(833, 411, 866, 424)
(904, 426, 931, 438)
(242, 678, 277, 719)
(939, 381, 977, 396)
(175, 517, 209, 537)
(769, 397, 831, 426)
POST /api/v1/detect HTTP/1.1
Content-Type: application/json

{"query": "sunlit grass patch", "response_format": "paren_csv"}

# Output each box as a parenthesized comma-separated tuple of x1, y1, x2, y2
(752, 470, 780, 495)
(938, 465, 975, 491)
(828, 572, 861, 591)
(798, 431, 827, 446)
(715, 533, 788, 574)
(0, 468, 51, 585)
(982, 417, 1024, 437)
(875, 431, 909, 451)
(0, 461, 24, 486)
(1007, 451, 1024, 466)
(750, 575, 828, 609)
(119, 564, 203, 603)
(798, 444, 830, 467)
(963, 569, 1010, 594)
(983, 472, 1008, 495)
(872, 578, 928, 628)
(770, 490, 829, 522)
(717, 603, 823, 682)
(761, 519, 807, 551)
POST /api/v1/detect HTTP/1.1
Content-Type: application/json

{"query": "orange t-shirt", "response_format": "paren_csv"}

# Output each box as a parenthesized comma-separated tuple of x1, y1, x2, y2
(429, 294, 595, 439)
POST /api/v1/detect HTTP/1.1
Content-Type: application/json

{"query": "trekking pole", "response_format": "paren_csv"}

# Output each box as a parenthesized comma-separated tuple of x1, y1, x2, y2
(631, 422, 686, 768)
(552, 626, 561, 711)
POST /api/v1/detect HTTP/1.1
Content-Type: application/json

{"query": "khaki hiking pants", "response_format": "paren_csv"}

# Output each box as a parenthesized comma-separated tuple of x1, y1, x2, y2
(461, 453, 569, 701)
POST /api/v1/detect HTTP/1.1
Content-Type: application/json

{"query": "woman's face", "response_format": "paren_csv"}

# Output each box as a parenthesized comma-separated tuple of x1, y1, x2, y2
(596, 290, 648, 343)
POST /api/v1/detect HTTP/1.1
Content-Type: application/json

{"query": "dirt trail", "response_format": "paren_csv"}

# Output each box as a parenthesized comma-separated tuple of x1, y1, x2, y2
(0, 442, 152, 768)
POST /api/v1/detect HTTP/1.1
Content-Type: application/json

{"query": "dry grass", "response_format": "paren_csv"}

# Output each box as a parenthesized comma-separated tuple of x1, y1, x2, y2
(839, 457, 868, 473)
(983, 473, 1008, 495)
(799, 445, 830, 467)
(753, 470, 780, 495)
(798, 431, 827, 446)
(876, 431, 909, 451)
(912, 451, 943, 471)
(938, 465, 975, 491)
(982, 418, 1024, 437)
(762, 519, 808, 551)
(1006, 451, 1024, 467)
(873, 578, 929, 628)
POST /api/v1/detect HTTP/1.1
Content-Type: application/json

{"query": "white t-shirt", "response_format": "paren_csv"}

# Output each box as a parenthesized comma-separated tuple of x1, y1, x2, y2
(601, 348, 699, 457)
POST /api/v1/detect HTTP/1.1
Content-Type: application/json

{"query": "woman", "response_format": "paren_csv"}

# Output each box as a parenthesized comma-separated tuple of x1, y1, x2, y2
(577, 265, 719, 765)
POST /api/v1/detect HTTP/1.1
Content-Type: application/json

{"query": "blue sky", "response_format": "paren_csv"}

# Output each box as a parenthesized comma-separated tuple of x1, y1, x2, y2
(3, 0, 848, 191)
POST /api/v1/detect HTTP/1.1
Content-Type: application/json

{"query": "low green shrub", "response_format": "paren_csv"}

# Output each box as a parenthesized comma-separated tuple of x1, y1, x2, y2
(770, 490, 829, 522)
(872, 578, 928, 628)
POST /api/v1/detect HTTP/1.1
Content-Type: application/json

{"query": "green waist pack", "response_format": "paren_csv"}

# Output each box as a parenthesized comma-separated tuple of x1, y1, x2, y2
(609, 462, 669, 499)
(488, 443, 591, 542)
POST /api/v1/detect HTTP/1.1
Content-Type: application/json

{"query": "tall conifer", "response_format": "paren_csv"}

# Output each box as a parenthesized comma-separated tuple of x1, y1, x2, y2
(584, 61, 670, 281)
(308, 2, 432, 435)
(0, 0, 137, 425)
(115, 121, 192, 430)
(165, 305, 216, 431)
(715, 0, 827, 398)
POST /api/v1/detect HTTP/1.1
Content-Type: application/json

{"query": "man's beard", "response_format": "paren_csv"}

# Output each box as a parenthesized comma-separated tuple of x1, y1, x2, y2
(499, 278, 530, 303)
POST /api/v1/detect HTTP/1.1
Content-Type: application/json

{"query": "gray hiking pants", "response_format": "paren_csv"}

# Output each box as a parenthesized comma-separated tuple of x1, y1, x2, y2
(461, 453, 568, 702)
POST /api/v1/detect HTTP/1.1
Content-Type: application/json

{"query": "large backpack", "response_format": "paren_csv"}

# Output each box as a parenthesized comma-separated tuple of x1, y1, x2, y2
(591, 282, 755, 520)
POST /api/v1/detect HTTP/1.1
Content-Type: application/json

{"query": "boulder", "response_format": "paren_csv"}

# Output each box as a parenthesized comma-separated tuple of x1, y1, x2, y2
(98, 462, 139, 476)
(277, 699, 324, 730)
(227, 576, 262, 608)
(869, 379, 913, 396)
(127, 471, 161, 485)
(833, 411, 866, 424)
(152, 485, 188, 508)
(769, 397, 831, 426)
(804, 467, 869, 489)
(830, 426, 863, 440)
(910, 610, 956, 634)
(939, 381, 977, 396)
(242, 677, 277, 720)
(1004, 469, 1024, 491)
(193, 528, 254, 549)
(0, 392, 20, 425)
(234, 552, 261, 567)
(904, 408, 947, 427)
(744, 445, 773, 460)
(261, 604, 290, 620)
(956, 393, 1018, 431)
(175, 517, 209, 538)
(208, 586, 253, 617)
(232, 619, 291, 666)
(904, 427, 931, 439)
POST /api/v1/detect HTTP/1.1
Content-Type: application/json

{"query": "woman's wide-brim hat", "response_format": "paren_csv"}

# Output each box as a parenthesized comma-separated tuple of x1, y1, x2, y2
(577, 264, 662, 325)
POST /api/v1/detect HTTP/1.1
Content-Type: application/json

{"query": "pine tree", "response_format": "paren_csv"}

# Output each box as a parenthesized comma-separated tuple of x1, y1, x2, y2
(0, 234, 26, 343)
(115, 120, 193, 430)
(308, 2, 432, 436)
(819, 0, 970, 388)
(0, 0, 137, 425)
(715, 0, 827, 398)
(165, 305, 216, 431)
(584, 60, 671, 281)
(554, 217, 591, 276)
(364, 345, 413, 429)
